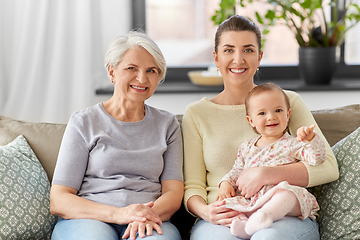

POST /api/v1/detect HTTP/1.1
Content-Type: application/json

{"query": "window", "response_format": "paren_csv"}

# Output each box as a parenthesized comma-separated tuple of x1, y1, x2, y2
(133, 0, 360, 81)
(235, 1, 299, 65)
(146, 0, 218, 67)
(145, 0, 299, 66)
(345, 0, 360, 64)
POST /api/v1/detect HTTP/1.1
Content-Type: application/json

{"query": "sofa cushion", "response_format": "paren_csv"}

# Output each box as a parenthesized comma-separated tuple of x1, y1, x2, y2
(0, 116, 66, 181)
(0, 135, 58, 239)
(312, 127, 360, 239)
(311, 104, 360, 146)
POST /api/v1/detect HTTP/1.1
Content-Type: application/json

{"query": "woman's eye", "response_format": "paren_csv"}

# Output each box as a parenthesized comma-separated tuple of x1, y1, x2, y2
(127, 67, 135, 70)
(244, 48, 253, 53)
(224, 49, 233, 53)
(147, 69, 157, 73)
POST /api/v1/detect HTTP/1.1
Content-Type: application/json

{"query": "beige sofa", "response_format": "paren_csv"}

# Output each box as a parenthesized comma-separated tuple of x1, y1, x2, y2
(1, 104, 360, 240)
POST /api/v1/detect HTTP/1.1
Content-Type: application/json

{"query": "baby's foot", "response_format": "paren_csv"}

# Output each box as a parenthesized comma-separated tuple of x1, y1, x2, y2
(230, 218, 251, 239)
(245, 209, 273, 235)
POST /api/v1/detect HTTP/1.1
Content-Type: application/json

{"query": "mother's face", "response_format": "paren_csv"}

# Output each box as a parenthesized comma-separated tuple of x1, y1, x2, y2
(108, 47, 160, 103)
(213, 31, 263, 86)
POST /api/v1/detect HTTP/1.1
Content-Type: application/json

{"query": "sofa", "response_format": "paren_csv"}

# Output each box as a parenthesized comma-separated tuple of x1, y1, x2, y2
(1, 104, 360, 240)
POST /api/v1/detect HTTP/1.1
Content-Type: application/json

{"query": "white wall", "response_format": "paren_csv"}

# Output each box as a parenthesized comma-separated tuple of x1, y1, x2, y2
(297, 91, 360, 111)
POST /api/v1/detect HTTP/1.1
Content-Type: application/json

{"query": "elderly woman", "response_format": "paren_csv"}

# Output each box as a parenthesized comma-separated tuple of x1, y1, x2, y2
(50, 31, 184, 240)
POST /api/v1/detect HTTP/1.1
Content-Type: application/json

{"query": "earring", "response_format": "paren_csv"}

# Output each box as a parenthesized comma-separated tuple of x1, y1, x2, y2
(111, 80, 115, 84)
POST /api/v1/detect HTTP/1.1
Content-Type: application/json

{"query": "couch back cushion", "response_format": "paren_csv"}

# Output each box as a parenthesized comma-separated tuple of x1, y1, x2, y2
(0, 104, 359, 181)
(0, 116, 66, 181)
(311, 104, 360, 146)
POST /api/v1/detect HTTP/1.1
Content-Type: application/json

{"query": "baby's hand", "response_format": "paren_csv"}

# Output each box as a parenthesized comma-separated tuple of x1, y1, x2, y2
(297, 125, 316, 142)
(216, 181, 235, 201)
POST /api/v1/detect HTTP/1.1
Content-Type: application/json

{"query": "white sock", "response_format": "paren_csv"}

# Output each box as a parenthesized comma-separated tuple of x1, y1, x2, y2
(245, 189, 301, 235)
(230, 218, 252, 239)
(245, 209, 273, 235)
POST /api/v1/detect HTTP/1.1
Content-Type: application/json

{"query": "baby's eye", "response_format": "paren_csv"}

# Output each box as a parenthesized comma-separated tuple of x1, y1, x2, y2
(258, 112, 265, 116)
(275, 109, 283, 113)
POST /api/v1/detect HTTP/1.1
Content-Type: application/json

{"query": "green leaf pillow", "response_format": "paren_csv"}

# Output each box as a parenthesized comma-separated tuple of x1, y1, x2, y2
(313, 127, 360, 240)
(0, 135, 58, 239)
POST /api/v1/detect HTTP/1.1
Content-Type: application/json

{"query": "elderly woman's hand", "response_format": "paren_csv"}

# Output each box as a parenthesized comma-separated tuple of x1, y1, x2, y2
(122, 219, 162, 240)
(119, 202, 162, 226)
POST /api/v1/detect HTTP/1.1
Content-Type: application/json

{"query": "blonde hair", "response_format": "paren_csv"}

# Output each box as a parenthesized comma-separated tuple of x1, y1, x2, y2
(104, 30, 166, 83)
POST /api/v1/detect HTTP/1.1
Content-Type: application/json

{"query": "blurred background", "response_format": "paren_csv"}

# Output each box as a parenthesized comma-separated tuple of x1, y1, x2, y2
(0, 0, 359, 123)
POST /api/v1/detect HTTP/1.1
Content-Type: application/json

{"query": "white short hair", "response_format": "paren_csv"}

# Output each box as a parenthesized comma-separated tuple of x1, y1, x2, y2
(104, 31, 166, 83)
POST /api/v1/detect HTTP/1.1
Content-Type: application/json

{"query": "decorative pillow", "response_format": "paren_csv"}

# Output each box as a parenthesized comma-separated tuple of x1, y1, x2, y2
(0, 135, 57, 239)
(312, 127, 360, 239)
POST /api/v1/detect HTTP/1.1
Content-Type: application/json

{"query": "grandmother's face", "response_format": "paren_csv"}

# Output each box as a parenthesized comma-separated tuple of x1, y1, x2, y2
(108, 47, 159, 103)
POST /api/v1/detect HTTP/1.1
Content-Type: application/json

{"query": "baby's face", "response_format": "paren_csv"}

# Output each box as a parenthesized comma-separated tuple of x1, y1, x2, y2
(246, 90, 290, 138)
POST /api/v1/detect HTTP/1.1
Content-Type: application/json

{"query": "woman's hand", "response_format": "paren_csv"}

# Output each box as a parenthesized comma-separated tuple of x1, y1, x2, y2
(122, 220, 162, 240)
(216, 181, 235, 201)
(120, 202, 162, 226)
(202, 200, 240, 227)
(51, 184, 158, 225)
(187, 195, 240, 227)
(236, 167, 267, 198)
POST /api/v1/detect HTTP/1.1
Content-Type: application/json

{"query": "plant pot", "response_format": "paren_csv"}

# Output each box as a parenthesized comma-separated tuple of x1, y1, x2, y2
(298, 47, 338, 85)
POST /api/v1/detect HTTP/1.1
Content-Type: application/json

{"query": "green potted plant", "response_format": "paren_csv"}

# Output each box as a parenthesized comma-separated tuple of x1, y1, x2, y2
(212, 0, 360, 85)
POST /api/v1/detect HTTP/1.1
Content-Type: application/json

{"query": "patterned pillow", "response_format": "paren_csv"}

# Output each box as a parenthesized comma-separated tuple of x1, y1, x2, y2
(312, 127, 360, 240)
(0, 135, 58, 239)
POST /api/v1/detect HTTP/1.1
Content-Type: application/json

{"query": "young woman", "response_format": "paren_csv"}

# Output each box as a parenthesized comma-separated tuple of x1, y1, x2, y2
(182, 15, 338, 240)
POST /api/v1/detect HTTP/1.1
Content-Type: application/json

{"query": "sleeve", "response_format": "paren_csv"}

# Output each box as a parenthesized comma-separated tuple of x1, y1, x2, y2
(287, 91, 339, 187)
(290, 133, 326, 166)
(219, 144, 245, 189)
(182, 106, 208, 209)
(51, 114, 90, 190)
(161, 116, 184, 182)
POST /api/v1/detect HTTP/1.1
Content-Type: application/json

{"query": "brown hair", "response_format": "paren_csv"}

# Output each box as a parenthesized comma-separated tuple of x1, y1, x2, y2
(245, 83, 291, 134)
(214, 15, 262, 54)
